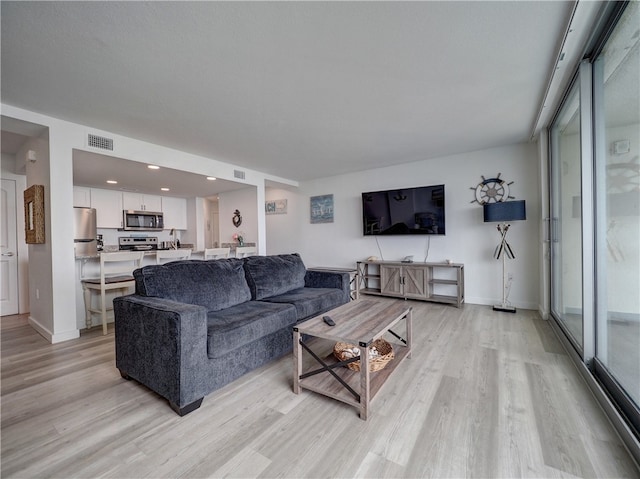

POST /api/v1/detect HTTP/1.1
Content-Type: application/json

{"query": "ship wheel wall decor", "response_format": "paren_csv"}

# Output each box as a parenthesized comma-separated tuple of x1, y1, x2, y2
(470, 173, 515, 204)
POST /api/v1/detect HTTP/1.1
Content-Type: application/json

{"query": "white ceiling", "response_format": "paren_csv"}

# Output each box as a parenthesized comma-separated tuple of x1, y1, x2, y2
(72, 150, 249, 199)
(1, 1, 576, 182)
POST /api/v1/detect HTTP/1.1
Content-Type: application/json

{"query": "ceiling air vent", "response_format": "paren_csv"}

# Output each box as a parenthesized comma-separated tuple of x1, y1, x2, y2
(87, 133, 114, 151)
(234, 169, 246, 180)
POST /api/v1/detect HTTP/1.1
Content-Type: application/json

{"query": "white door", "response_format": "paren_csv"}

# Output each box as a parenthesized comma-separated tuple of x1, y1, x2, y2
(1, 179, 19, 316)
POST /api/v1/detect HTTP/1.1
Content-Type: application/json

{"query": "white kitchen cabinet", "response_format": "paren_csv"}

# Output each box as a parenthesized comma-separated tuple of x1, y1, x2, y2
(73, 187, 91, 207)
(122, 192, 162, 212)
(90, 188, 123, 228)
(161, 196, 188, 230)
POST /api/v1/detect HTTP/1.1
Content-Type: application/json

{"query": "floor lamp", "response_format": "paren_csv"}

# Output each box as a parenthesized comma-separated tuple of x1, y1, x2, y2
(483, 200, 526, 313)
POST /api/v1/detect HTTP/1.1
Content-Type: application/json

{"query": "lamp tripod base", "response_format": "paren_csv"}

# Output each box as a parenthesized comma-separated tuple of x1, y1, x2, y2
(493, 304, 516, 313)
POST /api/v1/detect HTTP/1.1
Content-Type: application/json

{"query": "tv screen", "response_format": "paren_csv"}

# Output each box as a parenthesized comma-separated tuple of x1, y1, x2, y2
(362, 184, 445, 235)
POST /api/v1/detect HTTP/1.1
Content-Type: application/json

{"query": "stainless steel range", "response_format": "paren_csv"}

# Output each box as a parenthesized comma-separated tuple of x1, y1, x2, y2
(118, 237, 158, 251)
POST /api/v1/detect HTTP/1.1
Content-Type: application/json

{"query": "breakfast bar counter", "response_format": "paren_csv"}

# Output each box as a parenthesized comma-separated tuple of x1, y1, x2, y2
(73, 249, 203, 331)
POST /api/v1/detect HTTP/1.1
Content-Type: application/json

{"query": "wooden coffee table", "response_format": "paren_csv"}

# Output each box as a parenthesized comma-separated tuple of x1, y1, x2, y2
(293, 299, 412, 420)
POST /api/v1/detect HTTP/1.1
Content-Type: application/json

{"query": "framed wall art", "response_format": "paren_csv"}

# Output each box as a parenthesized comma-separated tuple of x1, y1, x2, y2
(24, 184, 45, 244)
(265, 199, 288, 215)
(310, 194, 334, 224)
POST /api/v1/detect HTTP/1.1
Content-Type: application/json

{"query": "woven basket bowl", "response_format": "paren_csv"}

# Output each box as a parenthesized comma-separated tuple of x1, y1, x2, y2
(333, 338, 394, 372)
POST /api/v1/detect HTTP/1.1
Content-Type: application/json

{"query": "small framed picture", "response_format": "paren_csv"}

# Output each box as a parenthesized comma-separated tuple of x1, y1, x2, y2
(265, 199, 287, 215)
(310, 194, 334, 224)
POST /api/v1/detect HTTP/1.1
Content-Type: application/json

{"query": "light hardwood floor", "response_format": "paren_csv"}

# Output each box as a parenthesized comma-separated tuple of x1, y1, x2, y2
(2, 300, 638, 478)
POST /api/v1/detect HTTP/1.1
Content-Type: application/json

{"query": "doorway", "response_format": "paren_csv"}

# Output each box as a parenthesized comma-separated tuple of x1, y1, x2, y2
(1, 178, 19, 315)
(205, 197, 220, 248)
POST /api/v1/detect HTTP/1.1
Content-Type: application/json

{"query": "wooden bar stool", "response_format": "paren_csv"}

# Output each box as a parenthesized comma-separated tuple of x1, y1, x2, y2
(81, 251, 144, 335)
(235, 246, 257, 258)
(204, 247, 230, 259)
(156, 249, 192, 264)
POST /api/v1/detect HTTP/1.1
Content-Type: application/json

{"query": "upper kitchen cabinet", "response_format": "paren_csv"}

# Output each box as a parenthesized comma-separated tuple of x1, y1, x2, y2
(162, 196, 188, 230)
(122, 192, 162, 212)
(90, 188, 123, 228)
(73, 186, 91, 207)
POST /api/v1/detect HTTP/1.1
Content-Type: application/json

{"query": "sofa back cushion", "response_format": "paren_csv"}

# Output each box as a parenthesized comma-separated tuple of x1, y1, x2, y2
(134, 259, 251, 312)
(243, 253, 306, 300)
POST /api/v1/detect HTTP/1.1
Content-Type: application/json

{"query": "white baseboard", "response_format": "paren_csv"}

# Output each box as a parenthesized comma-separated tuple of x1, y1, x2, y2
(538, 305, 549, 320)
(466, 297, 539, 311)
(28, 316, 80, 344)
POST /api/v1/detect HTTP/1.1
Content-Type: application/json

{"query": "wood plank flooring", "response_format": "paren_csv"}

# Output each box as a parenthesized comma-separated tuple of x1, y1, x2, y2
(2, 299, 638, 478)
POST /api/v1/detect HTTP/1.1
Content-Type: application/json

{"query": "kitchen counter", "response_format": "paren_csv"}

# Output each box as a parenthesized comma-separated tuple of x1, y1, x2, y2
(75, 248, 203, 260)
(75, 243, 255, 260)
(74, 245, 257, 330)
(74, 248, 204, 331)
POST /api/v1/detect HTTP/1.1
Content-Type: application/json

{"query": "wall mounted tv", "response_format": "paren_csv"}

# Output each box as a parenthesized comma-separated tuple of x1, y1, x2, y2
(362, 184, 445, 235)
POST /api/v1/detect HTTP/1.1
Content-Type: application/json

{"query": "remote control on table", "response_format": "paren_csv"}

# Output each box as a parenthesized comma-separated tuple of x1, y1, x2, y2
(323, 316, 336, 326)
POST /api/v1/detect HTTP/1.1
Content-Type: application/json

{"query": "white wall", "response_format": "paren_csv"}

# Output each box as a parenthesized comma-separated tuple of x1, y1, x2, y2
(267, 143, 541, 309)
(3, 101, 543, 337)
(15, 135, 63, 338)
(219, 187, 258, 247)
(1, 103, 295, 342)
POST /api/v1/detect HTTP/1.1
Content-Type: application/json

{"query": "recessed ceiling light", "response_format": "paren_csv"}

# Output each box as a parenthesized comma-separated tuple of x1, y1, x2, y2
(206, 176, 217, 181)
(106, 180, 118, 184)
(148, 165, 160, 170)
(161, 187, 170, 192)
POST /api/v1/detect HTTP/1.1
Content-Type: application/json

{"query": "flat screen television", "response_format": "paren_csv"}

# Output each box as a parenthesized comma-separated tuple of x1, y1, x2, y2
(362, 184, 445, 235)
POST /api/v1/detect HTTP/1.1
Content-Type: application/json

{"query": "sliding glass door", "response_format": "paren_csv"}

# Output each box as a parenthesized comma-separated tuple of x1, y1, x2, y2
(593, 1, 640, 414)
(549, 1, 639, 445)
(550, 82, 584, 351)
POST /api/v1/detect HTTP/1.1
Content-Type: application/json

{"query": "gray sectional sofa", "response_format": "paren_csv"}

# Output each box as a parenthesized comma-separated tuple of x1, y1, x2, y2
(113, 253, 350, 415)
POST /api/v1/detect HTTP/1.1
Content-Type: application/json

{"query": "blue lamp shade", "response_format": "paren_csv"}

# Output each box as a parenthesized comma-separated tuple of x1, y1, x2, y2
(483, 200, 526, 223)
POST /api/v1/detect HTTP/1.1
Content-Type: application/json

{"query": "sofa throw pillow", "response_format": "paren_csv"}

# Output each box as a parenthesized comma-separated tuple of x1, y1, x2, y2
(243, 253, 306, 300)
(134, 258, 251, 312)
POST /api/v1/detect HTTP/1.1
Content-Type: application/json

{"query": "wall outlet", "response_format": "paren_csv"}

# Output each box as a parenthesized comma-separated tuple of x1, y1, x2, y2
(36, 289, 40, 300)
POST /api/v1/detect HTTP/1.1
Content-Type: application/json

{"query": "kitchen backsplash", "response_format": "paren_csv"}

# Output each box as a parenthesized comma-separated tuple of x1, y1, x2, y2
(97, 228, 182, 250)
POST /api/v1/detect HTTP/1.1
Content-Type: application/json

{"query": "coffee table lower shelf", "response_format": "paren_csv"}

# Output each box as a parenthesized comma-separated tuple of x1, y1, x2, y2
(293, 299, 412, 420)
(297, 346, 411, 411)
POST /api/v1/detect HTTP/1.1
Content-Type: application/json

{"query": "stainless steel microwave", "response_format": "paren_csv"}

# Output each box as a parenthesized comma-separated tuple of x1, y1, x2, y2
(123, 210, 164, 231)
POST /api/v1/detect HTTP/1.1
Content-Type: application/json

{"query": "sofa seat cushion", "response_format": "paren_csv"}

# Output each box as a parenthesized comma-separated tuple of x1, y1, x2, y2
(260, 287, 344, 322)
(243, 253, 306, 300)
(134, 259, 251, 312)
(206, 301, 297, 359)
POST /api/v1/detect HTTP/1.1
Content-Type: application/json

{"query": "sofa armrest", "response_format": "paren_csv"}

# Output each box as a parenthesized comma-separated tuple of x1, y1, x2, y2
(113, 295, 208, 409)
(304, 270, 351, 304)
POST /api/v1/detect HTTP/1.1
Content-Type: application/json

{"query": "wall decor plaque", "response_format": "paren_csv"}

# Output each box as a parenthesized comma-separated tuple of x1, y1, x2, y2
(265, 199, 288, 215)
(310, 194, 334, 224)
(24, 184, 45, 244)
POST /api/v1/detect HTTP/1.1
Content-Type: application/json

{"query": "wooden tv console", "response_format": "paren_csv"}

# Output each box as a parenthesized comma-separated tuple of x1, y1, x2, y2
(356, 260, 464, 307)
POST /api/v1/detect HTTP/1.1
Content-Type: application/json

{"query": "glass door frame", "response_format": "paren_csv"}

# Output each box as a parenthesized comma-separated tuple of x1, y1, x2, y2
(548, 61, 595, 362)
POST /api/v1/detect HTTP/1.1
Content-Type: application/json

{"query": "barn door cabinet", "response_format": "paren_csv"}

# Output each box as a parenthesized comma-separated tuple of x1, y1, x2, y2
(356, 260, 464, 307)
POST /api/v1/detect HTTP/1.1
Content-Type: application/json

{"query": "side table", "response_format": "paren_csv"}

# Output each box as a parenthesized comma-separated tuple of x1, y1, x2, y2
(307, 267, 359, 300)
